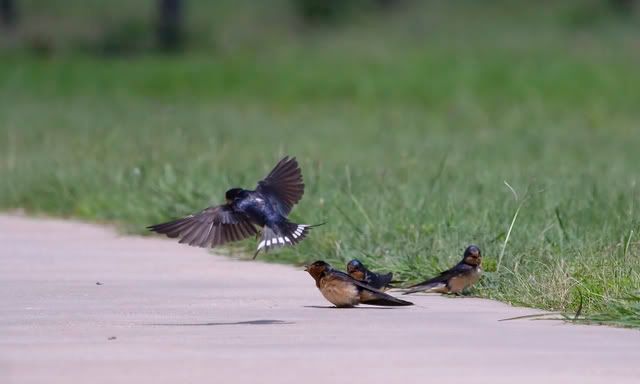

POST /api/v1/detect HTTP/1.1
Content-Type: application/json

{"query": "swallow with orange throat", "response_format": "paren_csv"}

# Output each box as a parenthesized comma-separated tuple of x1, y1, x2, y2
(346, 259, 398, 290)
(148, 156, 322, 258)
(403, 245, 482, 295)
(305, 261, 413, 308)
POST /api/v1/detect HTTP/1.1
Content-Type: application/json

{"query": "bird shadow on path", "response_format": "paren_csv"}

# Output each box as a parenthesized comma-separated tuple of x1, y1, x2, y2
(146, 319, 294, 326)
(303, 305, 394, 310)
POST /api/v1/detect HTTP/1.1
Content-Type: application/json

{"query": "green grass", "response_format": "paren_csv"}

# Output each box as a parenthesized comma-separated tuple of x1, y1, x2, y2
(1, 1, 639, 326)
(581, 293, 640, 327)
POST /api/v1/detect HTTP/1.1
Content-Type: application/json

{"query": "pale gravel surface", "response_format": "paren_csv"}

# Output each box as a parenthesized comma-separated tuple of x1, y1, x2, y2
(1, 214, 638, 384)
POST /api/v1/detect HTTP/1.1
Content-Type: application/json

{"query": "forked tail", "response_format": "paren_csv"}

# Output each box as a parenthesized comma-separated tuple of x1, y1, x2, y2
(253, 221, 325, 259)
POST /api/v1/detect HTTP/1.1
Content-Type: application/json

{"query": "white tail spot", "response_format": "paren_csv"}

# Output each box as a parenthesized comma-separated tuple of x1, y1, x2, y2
(257, 240, 266, 250)
(284, 236, 291, 243)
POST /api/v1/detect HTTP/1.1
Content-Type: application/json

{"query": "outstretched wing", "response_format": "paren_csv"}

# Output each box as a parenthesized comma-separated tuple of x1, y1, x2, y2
(256, 156, 305, 216)
(148, 205, 258, 248)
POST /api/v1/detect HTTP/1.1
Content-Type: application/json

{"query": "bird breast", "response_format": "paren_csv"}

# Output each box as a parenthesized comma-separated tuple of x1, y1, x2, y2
(349, 270, 366, 282)
(319, 277, 360, 307)
(448, 267, 482, 293)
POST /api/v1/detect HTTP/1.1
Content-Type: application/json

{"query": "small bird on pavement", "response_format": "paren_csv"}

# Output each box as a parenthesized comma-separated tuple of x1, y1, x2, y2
(148, 156, 320, 258)
(346, 259, 397, 290)
(403, 245, 482, 295)
(305, 261, 413, 308)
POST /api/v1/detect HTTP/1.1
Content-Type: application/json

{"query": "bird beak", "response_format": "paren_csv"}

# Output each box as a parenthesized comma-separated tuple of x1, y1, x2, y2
(303, 265, 309, 272)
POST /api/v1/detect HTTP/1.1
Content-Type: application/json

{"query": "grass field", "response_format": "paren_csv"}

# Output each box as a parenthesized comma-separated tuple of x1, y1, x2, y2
(1, 1, 639, 327)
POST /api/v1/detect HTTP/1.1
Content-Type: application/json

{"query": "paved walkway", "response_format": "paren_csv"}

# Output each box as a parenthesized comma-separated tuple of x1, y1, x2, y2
(1, 214, 638, 383)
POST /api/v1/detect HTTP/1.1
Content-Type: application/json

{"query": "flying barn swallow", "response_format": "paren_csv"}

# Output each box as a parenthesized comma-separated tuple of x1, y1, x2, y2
(148, 156, 320, 258)
(346, 259, 397, 290)
(305, 261, 413, 308)
(403, 245, 482, 295)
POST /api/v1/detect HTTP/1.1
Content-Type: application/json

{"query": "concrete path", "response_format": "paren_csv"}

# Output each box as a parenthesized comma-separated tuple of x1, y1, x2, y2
(0, 214, 638, 384)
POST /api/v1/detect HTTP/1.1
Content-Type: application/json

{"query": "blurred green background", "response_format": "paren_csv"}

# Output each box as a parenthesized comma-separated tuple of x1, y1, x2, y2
(1, 0, 639, 326)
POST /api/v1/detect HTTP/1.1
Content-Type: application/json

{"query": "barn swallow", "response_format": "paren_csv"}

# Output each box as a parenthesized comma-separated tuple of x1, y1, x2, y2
(403, 245, 482, 295)
(148, 156, 320, 258)
(346, 259, 397, 290)
(305, 261, 413, 308)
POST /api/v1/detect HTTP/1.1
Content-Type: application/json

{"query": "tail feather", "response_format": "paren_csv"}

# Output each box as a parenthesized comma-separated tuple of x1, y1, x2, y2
(362, 297, 414, 306)
(284, 222, 309, 244)
(253, 221, 323, 259)
(360, 290, 413, 306)
(403, 282, 447, 295)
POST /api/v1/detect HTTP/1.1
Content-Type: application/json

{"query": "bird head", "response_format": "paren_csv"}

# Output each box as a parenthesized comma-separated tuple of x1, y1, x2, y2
(462, 245, 482, 266)
(225, 188, 244, 203)
(346, 259, 365, 274)
(304, 260, 330, 281)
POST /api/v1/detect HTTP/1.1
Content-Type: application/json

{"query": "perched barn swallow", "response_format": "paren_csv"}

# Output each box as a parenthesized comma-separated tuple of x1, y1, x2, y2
(305, 261, 413, 308)
(148, 156, 320, 258)
(346, 259, 396, 290)
(403, 245, 482, 295)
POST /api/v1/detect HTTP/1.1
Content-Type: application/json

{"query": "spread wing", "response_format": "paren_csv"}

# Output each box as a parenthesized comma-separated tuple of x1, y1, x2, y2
(256, 156, 305, 216)
(147, 205, 258, 248)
